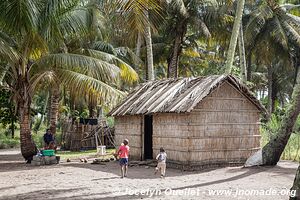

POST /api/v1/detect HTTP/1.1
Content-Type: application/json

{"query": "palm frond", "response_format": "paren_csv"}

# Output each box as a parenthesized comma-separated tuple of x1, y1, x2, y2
(84, 0, 108, 41)
(117, 0, 162, 34)
(0, 64, 10, 84)
(39, 0, 86, 47)
(56, 69, 125, 106)
(284, 14, 300, 30)
(0, 0, 39, 34)
(80, 49, 139, 84)
(58, 8, 87, 37)
(21, 31, 48, 60)
(167, 0, 188, 17)
(245, 5, 273, 48)
(0, 33, 19, 63)
(115, 46, 144, 66)
(34, 53, 121, 83)
(190, 17, 211, 38)
(92, 41, 117, 55)
(281, 19, 300, 46)
(269, 16, 289, 50)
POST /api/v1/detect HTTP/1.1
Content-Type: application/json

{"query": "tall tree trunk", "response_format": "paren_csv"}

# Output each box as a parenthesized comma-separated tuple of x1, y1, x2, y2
(238, 23, 247, 81)
(18, 79, 36, 161)
(49, 86, 59, 135)
(271, 78, 277, 113)
(88, 92, 96, 118)
(262, 69, 300, 165)
(225, 0, 245, 74)
(290, 165, 300, 200)
(136, 31, 142, 59)
(167, 20, 187, 78)
(46, 94, 51, 126)
(246, 52, 252, 81)
(89, 105, 95, 118)
(267, 66, 273, 116)
(144, 13, 154, 81)
(133, 31, 142, 70)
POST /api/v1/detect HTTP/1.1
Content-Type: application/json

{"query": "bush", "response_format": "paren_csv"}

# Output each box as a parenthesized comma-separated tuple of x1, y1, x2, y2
(0, 134, 20, 149)
(261, 113, 300, 162)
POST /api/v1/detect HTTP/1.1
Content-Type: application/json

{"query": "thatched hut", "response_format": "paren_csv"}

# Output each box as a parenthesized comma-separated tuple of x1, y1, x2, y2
(109, 75, 266, 170)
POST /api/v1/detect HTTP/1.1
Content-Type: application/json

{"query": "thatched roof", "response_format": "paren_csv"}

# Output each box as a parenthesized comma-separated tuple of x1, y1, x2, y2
(109, 75, 266, 116)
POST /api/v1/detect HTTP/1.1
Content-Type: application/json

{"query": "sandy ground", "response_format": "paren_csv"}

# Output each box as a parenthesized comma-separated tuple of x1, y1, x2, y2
(0, 149, 298, 200)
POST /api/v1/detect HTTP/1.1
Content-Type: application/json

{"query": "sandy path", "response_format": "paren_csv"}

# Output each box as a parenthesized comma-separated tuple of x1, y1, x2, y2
(0, 149, 298, 200)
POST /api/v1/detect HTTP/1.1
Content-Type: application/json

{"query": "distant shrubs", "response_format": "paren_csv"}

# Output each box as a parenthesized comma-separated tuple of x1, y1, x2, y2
(0, 134, 19, 149)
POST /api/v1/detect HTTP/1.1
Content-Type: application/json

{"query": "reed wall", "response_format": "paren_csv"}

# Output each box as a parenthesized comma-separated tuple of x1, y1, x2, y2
(187, 81, 261, 166)
(153, 113, 191, 162)
(115, 115, 143, 160)
(152, 81, 260, 168)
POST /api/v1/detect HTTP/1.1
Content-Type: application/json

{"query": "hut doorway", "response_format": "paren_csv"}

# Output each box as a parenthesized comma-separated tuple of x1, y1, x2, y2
(144, 115, 153, 159)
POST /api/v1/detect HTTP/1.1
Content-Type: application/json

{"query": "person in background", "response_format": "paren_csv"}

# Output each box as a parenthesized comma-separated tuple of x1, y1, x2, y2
(117, 139, 129, 178)
(43, 129, 54, 149)
(155, 147, 167, 178)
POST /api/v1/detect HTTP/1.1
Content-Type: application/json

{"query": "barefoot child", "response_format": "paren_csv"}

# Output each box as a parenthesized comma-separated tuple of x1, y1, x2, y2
(117, 139, 129, 178)
(155, 147, 167, 178)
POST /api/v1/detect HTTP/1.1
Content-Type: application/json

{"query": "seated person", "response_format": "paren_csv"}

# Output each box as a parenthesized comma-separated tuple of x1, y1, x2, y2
(48, 141, 57, 150)
(43, 129, 54, 149)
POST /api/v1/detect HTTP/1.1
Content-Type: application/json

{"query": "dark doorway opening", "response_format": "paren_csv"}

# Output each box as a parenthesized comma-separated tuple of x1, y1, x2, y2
(144, 115, 153, 159)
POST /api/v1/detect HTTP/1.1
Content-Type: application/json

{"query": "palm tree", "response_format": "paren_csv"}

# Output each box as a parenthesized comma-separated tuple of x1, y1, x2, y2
(165, 0, 214, 78)
(238, 24, 247, 81)
(244, 0, 299, 115)
(244, 0, 300, 166)
(0, 0, 137, 161)
(225, 0, 245, 74)
(117, 0, 162, 81)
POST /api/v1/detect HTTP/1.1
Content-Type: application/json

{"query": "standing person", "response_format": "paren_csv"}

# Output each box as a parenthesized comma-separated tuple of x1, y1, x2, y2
(155, 147, 167, 178)
(117, 139, 129, 178)
(43, 129, 54, 148)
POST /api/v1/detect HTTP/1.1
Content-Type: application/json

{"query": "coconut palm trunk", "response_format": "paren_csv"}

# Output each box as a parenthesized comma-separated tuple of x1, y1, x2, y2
(267, 66, 273, 116)
(290, 165, 300, 200)
(145, 19, 154, 81)
(247, 52, 252, 81)
(18, 77, 37, 161)
(167, 20, 187, 78)
(238, 24, 247, 81)
(49, 87, 59, 135)
(136, 32, 142, 59)
(225, 0, 245, 73)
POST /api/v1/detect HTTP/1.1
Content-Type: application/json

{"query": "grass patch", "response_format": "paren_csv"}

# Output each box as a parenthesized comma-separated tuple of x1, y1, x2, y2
(56, 148, 116, 160)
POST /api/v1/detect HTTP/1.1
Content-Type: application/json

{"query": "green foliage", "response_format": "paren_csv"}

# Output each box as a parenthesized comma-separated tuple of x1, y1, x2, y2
(261, 112, 300, 161)
(260, 114, 282, 146)
(0, 131, 19, 149)
(282, 133, 300, 162)
(106, 117, 115, 128)
(0, 90, 17, 131)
